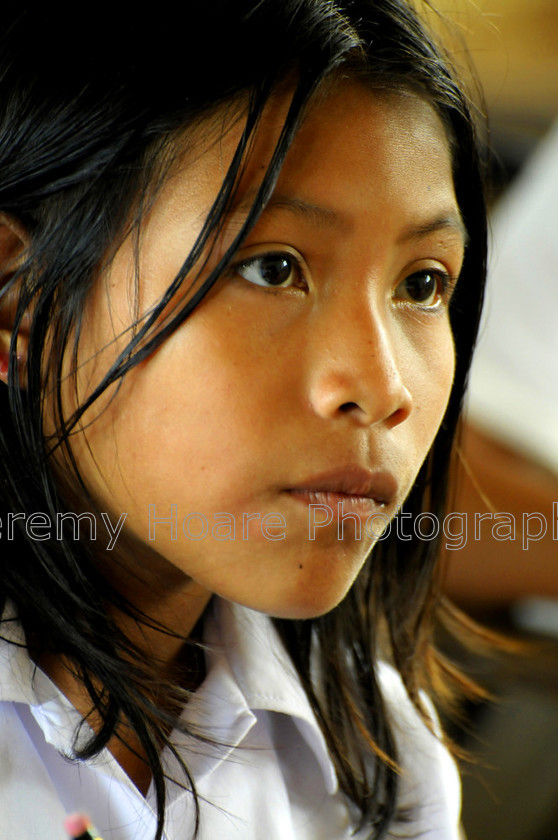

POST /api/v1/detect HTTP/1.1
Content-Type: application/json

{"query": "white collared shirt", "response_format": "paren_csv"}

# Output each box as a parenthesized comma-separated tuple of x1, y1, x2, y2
(467, 119, 558, 473)
(0, 600, 461, 839)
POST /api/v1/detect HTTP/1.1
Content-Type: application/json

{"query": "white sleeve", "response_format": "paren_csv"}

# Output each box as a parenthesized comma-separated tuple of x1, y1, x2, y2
(378, 663, 462, 840)
(467, 119, 558, 473)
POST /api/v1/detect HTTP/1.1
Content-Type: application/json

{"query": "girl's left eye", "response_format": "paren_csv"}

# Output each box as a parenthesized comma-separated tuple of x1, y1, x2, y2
(233, 252, 304, 289)
(394, 269, 450, 308)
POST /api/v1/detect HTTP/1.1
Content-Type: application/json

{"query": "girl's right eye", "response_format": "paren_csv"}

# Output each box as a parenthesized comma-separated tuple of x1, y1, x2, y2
(232, 252, 305, 290)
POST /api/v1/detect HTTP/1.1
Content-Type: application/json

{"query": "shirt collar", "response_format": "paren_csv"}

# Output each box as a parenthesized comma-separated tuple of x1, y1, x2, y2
(0, 598, 338, 795)
(0, 603, 108, 755)
(0, 601, 39, 706)
(203, 599, 338, 794)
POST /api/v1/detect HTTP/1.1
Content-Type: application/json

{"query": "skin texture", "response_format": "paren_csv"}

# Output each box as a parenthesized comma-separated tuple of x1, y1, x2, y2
(62, 82, 465, 635)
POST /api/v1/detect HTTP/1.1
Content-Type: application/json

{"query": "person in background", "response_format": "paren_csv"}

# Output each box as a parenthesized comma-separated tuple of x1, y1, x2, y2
(445, 117, 558, 610)
(445, 118, 558, 840)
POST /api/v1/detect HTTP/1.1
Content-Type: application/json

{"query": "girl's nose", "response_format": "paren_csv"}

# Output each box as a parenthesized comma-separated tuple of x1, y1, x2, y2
(307, 303, 413, 429)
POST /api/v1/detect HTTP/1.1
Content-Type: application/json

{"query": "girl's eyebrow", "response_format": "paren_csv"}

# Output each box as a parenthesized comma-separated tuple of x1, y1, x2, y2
(228, 191, 346, 231)
(262, 195, 344, 230)
(397, 214, 469, 248)
(231, 191, 468, 246)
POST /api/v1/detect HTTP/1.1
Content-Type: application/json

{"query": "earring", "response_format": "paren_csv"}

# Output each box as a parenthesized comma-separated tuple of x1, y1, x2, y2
(0, 351, 23, 383)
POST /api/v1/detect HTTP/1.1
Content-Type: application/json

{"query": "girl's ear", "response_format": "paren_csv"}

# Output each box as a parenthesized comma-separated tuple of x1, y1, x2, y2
(0, 212, 30, 386)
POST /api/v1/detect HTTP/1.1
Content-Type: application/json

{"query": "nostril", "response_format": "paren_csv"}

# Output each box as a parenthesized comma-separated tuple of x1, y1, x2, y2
(386, 405, 411, 428)
(338, 401, 360, 413)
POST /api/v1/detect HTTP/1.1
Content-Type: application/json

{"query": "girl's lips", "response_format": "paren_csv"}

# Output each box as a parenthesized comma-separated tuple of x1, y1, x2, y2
(285, 466, 398, 512)
(286, 489, 388, 519)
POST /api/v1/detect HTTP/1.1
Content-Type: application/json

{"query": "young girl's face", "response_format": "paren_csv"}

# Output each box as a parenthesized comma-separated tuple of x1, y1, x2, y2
(65, 82, 464, 621)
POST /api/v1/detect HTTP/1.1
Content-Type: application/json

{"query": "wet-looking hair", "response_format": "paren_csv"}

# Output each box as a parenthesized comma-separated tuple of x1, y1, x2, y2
(0, 3, 486, 839)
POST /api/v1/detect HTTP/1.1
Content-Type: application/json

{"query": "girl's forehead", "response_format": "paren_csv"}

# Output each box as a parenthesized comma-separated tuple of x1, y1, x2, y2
(136, 80, 460, 283)
(169, 79, 451, 183)
(229, 82, 458, 222)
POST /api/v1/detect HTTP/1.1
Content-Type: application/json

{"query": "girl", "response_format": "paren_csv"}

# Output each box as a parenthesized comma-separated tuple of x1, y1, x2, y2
(0, 2, 486, 839)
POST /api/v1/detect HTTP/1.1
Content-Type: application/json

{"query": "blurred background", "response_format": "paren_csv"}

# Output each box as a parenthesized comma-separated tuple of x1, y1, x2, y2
(433, 0, 558, 173)
(429, 2, 558, 839)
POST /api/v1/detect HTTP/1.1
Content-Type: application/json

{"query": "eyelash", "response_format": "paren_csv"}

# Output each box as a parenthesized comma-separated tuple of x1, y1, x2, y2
(231, 250, 456, 308)
(394, 268, 455, 310)
(231, 251, 306, 291)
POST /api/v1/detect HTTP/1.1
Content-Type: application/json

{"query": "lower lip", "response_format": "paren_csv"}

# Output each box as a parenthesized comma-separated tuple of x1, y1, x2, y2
(286, 489, 387, 520)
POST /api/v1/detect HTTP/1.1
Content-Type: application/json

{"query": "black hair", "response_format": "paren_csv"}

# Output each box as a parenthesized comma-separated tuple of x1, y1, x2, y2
(0, 3, 487, 838)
